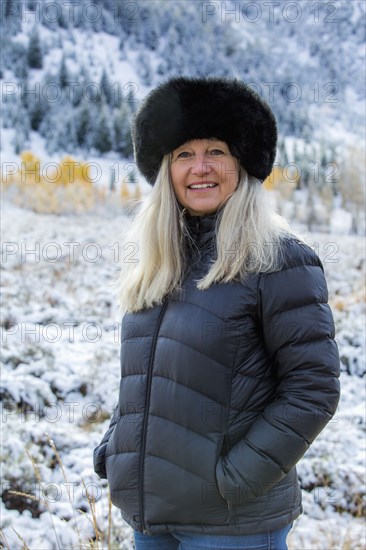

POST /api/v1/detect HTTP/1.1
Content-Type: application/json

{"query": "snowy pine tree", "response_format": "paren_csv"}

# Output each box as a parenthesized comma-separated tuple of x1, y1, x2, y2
(75, 101, 95, 152)
(12, 105, 31, 154)
(2, 0, 22, 35)
(136, 51, 152, 86)
(100, 69, 114, 106)
(112, 102, 133, 157)
(43, 105, 78, 155)
(58, 54, 70, 89)
(93, 101, 113, 153)
(28, 91, 49, 132)
(27, 26, 43, 69)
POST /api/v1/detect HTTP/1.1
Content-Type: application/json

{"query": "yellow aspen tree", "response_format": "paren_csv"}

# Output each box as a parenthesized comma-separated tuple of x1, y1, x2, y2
(20, 151, 41, 185)
(120, 180, 130, 205)
(59, 156, 78, 185)
(263, 167, 283, 191)
(133, 183, 142, 202)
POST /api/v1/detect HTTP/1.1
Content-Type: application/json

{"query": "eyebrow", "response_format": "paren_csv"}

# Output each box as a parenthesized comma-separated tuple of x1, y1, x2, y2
(174, 141, 228, 153)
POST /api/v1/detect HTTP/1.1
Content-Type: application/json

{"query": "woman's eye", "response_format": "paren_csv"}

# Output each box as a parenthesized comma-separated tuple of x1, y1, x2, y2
(177, 151, 190, 158)
(210, 149, 225, 155)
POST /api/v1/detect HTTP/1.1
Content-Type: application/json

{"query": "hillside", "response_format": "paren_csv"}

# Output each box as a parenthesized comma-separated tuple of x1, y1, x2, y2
(1, 0, 365, 157)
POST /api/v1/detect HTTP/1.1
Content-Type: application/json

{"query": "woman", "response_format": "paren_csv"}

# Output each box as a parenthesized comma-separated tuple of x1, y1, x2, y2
(94, 76, 340, 550)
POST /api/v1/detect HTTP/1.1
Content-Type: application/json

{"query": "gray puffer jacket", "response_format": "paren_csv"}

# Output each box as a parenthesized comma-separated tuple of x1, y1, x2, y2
(94, 211, 340, 535)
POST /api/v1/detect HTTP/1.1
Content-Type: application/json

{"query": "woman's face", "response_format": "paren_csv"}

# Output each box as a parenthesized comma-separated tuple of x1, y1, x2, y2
(170, 139, 240, 216)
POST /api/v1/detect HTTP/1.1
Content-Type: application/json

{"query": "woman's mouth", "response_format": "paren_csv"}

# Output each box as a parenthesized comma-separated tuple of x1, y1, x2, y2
(188, 183, 218, 189)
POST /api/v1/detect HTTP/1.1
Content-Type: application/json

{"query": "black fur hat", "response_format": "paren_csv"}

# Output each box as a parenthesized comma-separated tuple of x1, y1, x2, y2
(131, 76, 277, 185)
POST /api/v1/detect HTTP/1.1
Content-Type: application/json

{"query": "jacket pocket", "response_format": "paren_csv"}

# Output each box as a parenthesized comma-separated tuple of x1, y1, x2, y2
(143, 422, 231, 526)
(93, 411, 120, 480)
(215, 454, 241, 505)
(93, 442, 108, 479)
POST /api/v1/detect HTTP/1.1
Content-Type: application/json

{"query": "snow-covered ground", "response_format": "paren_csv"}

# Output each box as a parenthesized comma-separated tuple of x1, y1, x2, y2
(1, 199, 365, 549)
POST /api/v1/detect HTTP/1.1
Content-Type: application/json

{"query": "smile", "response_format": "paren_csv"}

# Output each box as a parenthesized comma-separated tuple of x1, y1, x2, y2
(188, 183, 218, 189)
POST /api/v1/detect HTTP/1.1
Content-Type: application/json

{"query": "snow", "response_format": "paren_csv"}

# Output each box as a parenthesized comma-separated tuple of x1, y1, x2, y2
(1, 196, 365, 549)
(1, 0, 365, 546)
(330, 208, 355, 235)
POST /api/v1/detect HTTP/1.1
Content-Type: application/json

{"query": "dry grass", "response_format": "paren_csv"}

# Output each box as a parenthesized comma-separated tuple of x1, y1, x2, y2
(1, 438, 115, 549)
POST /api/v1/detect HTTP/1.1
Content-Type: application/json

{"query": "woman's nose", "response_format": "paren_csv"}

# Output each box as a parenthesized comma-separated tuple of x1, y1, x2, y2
(190, 154, 213, 175)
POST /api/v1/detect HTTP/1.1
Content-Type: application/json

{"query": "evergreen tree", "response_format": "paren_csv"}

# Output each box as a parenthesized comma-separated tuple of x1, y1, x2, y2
(75, 101, 95, 152)
(12, 105, 31, 154)
(19, 76, 30, 110)
(57, 4, 69, 29)
(38, 106, 53, 144)
(100, 69, 114, 105)
(14, 47, 29, 80)
(156, 26, 182, 75)
(113, 103, 133, 157)
(101, 6, 117, 35)
(128, 170, 136, 184)
(124, 87, 138, 114)
(109, 166, 117, 192)
(28, 91, 49, 131)
(82, 68, 103, 105)
(118, 36, 127, 59)
(58, 54, 70, 89)
(2, 0, 22, 35)
(140, 7, 159, 51)
(136, 52, 152, 86)
(76, 65, 93, 106)
(44, 106, 78, 154)
(93, 101, 113, 153)
(27, 26, 43, 69)
(4, 0, 15, 18)
(60, 113, 78, 153)
(2, 93, 22, 130)
(119, 0, 139, 37)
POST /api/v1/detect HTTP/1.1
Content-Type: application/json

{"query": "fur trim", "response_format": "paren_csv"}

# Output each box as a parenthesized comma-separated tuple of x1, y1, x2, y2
(131, 76, 277, 185)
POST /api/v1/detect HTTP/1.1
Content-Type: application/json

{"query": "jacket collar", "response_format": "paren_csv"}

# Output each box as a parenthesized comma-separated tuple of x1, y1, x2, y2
(183, 209, 222, 237)
(181, 209, 222, 266)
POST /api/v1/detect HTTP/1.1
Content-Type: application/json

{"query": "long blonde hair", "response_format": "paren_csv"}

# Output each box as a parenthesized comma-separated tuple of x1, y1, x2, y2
(115, 155, 292, 313)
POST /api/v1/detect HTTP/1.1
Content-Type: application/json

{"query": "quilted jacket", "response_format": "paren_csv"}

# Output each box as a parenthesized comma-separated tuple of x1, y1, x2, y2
(93, 210, 340, 535)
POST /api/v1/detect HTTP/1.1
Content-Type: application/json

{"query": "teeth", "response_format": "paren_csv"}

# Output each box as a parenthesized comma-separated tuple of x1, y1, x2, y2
(189, 184, 217, 189)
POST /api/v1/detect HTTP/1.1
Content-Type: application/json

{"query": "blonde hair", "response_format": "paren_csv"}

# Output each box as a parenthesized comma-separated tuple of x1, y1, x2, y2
(115, 155, 293, 313)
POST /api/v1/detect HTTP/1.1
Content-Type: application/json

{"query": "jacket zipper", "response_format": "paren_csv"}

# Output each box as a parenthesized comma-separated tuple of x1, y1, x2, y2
(226, 499, 233, 522)
(139, 299, 169, 535)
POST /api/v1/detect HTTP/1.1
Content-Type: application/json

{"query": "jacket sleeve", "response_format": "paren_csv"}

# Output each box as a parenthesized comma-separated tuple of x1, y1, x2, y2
(215, 244, 340, 504)
(93, 404, 120, 479)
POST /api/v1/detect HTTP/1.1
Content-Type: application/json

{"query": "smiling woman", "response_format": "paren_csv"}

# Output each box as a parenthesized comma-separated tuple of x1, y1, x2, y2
(170, 139, 240, 216)
(93, 76, 340, 550)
